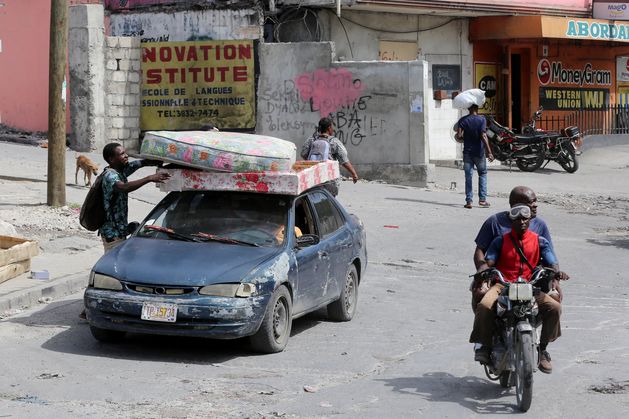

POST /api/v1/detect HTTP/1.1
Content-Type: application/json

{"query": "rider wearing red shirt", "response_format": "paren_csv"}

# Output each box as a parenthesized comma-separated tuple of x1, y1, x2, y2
(470, 205, 568, 373)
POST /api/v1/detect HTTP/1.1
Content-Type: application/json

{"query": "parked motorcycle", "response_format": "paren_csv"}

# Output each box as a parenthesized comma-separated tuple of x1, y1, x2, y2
(470, 266, 557, 412)
(521, 107, 581, 173)
(485, 109, 581, 173)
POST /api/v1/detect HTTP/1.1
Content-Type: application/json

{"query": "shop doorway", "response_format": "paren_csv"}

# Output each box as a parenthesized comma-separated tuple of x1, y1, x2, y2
(511, 54, 522, 132)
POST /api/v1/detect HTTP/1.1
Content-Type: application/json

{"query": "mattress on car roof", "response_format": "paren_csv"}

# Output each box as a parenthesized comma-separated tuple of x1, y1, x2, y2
(140, 131, 296, 172)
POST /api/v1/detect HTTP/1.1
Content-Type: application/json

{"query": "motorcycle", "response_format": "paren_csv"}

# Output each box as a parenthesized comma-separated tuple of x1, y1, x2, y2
(471, 266, 557, 412)
(521, 107, 581, 173)
(485, 109, 581, 173)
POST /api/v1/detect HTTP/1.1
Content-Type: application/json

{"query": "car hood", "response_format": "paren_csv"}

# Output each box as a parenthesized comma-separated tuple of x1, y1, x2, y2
(93, 237, 282, 286)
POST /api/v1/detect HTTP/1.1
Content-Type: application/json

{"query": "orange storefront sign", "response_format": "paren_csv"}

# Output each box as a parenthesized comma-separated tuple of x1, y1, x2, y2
(471, 16, 629, 43)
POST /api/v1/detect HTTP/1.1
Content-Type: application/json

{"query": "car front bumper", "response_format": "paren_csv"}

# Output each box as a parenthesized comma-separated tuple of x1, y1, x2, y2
(84, 288, 270, 339)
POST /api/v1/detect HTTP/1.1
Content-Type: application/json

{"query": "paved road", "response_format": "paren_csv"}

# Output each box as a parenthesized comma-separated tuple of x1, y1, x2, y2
(0, 143, 627, 417)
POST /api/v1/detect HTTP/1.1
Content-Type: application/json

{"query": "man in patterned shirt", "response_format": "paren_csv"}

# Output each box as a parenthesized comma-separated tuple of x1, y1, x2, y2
(100, 142, 170, 253)
(301, 117, 359, 196)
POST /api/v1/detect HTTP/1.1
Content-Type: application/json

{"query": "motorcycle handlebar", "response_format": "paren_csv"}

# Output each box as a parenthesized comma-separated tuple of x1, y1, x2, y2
(473, 266, 556, 286)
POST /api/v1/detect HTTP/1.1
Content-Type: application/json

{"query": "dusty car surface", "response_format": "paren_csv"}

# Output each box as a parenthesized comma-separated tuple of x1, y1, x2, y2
(84, 186, 367, 353)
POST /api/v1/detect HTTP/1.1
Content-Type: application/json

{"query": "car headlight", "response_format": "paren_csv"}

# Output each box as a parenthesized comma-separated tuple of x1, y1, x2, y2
(198, 283, 257, 297)
(89, 272, 123, 291)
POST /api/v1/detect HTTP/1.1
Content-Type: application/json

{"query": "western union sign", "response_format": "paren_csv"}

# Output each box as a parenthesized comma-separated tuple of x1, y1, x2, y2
(539, 87, 610, 110)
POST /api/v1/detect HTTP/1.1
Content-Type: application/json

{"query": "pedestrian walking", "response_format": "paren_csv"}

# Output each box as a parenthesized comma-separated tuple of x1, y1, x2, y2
(456, 105, 494, 208)
(300, 117, 359, 196)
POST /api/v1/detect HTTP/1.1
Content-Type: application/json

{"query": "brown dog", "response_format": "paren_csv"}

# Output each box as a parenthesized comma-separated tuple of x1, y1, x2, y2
(75, 155, 99, 186)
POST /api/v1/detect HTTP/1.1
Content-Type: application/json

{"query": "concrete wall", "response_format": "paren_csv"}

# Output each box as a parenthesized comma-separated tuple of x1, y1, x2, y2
(69, 4, 106, 151)
(104, 37, 142, 152)
(109, 8, 262, 41)
(318, 10, 473, 161)
(257, 42, 433, 186)
(70, 5, 142, 152)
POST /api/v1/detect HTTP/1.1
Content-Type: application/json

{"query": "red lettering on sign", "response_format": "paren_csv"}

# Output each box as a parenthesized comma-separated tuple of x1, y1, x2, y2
(146, 68, 161, 84)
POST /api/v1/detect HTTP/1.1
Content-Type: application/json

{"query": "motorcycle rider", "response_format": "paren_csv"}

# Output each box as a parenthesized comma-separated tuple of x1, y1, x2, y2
(470, 204, 567, 373)
(472, 186, 569, 303)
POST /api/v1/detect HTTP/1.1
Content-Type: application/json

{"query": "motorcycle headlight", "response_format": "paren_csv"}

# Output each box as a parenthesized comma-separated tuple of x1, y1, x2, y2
(198, 283, 257, 297)
(89, 272, 123, 291)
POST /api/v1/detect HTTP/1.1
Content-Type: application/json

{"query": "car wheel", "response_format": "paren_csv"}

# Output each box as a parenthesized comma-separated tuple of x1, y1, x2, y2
(327, 264, 358, 321)
(250, 285, 292, 353)
(89, 325, 125, 343)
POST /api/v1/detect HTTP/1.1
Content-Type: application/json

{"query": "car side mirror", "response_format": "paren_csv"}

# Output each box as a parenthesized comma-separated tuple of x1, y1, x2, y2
(296, 234, 320, 248)
(127, 221, 140, 235)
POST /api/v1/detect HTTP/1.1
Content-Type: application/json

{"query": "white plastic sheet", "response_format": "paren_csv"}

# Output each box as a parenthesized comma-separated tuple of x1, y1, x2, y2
(453, 88, 486, 109)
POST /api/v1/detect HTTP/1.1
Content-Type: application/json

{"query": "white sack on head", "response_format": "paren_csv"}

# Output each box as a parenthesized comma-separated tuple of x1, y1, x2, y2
(452, 88, 486, 110)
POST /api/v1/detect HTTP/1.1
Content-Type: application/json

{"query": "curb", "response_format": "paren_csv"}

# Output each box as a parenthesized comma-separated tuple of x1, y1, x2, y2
(0, 271, 88, 316)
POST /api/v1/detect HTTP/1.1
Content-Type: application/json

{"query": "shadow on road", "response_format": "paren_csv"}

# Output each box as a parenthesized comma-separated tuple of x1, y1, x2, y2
(9, 298, 329, 364)
(378, 372, 518, 414)
(586, 237, 629, 250)
(385, 197, 462, 209)
(0, 174, 47, 183)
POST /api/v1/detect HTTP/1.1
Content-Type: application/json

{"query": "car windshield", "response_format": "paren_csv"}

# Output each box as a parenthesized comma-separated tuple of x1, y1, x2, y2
(136, 191, 289, 247)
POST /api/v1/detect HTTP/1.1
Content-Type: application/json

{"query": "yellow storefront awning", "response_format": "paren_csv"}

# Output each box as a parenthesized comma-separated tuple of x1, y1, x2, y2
(470, 16, 629, 43)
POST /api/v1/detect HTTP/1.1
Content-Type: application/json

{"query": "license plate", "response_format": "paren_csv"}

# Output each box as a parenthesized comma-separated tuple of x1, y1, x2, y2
(141, 302, 177, 322)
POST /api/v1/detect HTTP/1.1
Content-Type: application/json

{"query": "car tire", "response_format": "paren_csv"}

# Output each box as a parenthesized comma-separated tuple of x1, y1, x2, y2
(89, 325, 125, 343)
(327, 264, 358, 322)
(250, 285, 292, 353)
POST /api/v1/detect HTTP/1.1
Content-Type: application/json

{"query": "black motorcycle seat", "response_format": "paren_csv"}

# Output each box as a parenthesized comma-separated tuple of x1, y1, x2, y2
(514, 135, 545, 143)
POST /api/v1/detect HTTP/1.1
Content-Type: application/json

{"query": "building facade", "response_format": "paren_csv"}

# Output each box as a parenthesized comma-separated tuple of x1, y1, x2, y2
(0, 0, 100, 132)
(471, 13, 629, 134)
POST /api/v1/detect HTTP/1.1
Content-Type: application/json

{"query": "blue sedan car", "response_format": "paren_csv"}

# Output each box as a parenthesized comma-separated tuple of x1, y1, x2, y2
(84, 186, 367, 353)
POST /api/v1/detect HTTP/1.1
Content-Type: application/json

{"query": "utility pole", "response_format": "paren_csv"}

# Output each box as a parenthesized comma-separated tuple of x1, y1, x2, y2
(47, 0, 68, 207)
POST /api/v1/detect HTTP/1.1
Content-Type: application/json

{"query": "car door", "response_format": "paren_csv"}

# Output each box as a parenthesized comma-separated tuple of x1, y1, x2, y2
(291, 194, 327, 315)
(308, 190, 352, 303)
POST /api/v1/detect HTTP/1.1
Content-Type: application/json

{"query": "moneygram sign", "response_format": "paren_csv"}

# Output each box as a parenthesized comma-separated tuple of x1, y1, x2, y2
(537, 59, 612, 86)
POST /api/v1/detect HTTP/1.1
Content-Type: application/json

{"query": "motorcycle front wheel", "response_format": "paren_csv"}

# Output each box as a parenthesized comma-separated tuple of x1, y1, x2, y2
(515, 155, 545, 172)
(515, 332, 534, 412)
(558, 147, 579, 173)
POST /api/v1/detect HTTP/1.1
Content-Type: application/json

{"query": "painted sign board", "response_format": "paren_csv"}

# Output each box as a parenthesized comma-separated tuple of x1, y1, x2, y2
(617, 56, 629, 81)
(617, 83, 629, 104)
(140, 40, 256, 130)
(537, 58, 612, 110)
(539, 87, 610, 110)
(471, 16, 629, 43)
(378, 41, 417, 61)
(593, 2, 629, 20)
(432, 65, 461, 91)
(536, 59, 612, 87)
(105, 0, 202, 10)
(474, 62, 498, 115)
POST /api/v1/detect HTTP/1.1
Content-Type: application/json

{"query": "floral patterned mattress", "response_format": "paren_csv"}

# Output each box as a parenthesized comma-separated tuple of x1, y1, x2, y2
(140, 131, 296, 172)
(157, 160, 340, 196)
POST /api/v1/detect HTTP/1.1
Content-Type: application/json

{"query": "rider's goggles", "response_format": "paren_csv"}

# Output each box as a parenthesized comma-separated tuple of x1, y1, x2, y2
(508, 204, 531, 220)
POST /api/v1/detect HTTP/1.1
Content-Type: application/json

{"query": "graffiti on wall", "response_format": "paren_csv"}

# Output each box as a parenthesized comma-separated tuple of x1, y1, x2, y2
(260, 68, 388, 147)
(109, 9, 260, 43)
(295, 68, 364, 117)
(258, 79, 315, 133)
(334, 95, 388, 147)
